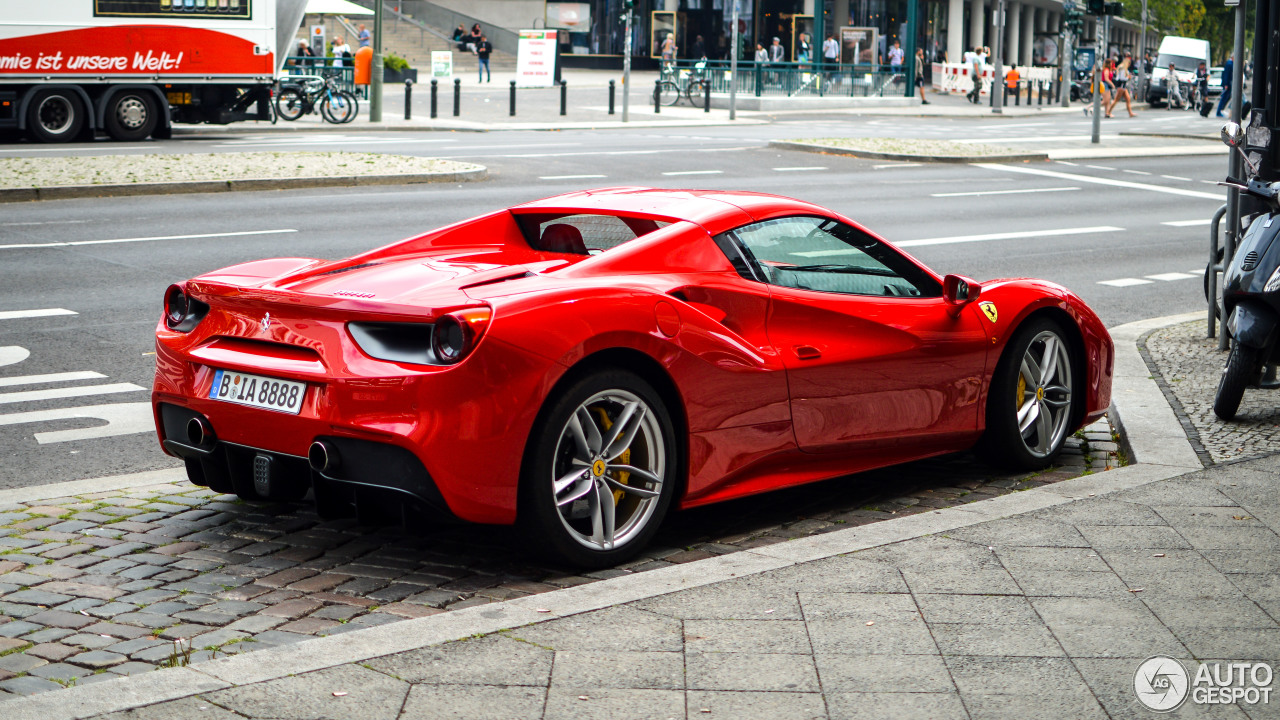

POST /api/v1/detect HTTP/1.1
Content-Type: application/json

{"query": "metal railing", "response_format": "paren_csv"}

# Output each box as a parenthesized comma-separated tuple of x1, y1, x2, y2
(283, 57, 356, 94)
(667, 59, 908, 98)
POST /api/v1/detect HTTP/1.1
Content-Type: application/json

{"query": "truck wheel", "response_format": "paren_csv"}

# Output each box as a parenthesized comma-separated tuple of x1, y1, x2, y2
(26, 89, 84, 143)
(105, 91, 157, 142)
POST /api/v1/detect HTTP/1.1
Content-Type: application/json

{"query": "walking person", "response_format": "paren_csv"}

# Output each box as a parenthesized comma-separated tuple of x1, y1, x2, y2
(1098, 57, 1114, 116)
(1165, 61, 1186, 110)
(966, 46, 983, 103)
(475, 34, 493, 82)
(1195, 61, 1210, 114)
(822, 33, 839, 83)
(1108, 52, 1135, 117)
(1216, 53, 1234, 117)
(661, 33, 677, 72)
(357, 23, 371, 48)
(331, 35, 351, 68)
(915, 48, 929, 104)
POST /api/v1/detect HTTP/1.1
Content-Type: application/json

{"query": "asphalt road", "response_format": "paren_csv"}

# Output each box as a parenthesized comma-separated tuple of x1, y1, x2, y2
(0, 114, 1230, 488)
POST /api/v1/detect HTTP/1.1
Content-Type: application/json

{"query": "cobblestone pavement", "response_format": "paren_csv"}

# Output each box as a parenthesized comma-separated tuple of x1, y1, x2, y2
(0, 423, 1119, 698)
(86, 455, 1279, 720)
(1143, 321, 1280, 464)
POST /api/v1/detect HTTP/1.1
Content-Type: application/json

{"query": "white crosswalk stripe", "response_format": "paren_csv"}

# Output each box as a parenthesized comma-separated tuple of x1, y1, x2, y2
(1097, 278, 1154, 287)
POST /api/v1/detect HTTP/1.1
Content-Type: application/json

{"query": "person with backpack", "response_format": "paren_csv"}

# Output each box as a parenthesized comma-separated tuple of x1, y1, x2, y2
(331, 36, 352, 68)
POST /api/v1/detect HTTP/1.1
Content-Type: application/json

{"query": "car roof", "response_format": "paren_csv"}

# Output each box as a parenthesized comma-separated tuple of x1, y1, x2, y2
(1157, 37, 1209, 59)
(512, 187, 830, 232)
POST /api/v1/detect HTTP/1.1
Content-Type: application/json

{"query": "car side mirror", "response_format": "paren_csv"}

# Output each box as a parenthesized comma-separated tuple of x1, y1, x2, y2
(943, 274, 981, 306)
(1221, 121, 1244, 148)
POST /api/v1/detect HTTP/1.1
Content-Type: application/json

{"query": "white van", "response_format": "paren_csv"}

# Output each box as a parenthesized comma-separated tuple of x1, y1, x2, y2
(1148, 36, 1211, 105)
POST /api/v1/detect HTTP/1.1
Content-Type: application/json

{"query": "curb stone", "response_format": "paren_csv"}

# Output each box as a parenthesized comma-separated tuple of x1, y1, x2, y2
(0, 167, 488, 204)
(0, 312, 1208, 720)
(767, 139, 1049, 164)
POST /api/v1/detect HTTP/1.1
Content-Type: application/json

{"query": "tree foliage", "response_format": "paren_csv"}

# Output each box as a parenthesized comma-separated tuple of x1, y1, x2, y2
(1123, 0, 1253, 62)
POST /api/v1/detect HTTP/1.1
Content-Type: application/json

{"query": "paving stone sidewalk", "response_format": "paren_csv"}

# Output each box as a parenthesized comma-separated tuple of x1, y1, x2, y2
(1143, 320, 1280, 465)
(0, 425, 1119, 698)
(83, 454, 1280, 720)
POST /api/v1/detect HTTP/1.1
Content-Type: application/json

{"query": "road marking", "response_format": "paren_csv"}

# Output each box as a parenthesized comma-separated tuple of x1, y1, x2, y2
(1146, 272, 1198, 282)
(0, 372, 106, 388)
(932, 187, 1079, 197)
(0, 309, 78, 321)
(1161, 175, 1192, 182)
(1162, 219, 1212, 227)
(0, 229, 297, 251)
(896, 225, 1123, 248)
(1201, 180, 1219, 185)
(1122, 169, 1152, 176)
(662, 170, 724, 176)
(973, 163, 1223, 200)
(772, 167, 827, 172)
(0, 403, 154, 444)
(539, 174, 607, 180)
(1098, 277, 1155, 287)
(873, 163, 923, 169)
(1056, 161, 1079, 166)
(1085, 165, 1114, 171)
(0, 383, 145, 405)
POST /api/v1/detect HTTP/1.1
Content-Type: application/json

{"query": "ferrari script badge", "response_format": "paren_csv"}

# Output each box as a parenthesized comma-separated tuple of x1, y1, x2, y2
(260, 312, 272, 332)
(979, 302, 998, 323)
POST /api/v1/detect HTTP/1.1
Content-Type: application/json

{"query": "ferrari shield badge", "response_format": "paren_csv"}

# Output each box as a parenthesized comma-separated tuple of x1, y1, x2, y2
(979, 301, 998, 323)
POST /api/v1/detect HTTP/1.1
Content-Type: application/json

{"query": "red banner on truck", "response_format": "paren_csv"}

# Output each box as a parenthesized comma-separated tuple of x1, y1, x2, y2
(0, 26, 272, 76)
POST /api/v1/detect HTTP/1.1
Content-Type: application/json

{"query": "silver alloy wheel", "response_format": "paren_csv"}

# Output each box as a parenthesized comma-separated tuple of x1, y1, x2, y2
(116, 97, 148, 129)
(36, 95, 74, 135)
(550, 389, 665, 552)
(1015, 330, 1073, 458)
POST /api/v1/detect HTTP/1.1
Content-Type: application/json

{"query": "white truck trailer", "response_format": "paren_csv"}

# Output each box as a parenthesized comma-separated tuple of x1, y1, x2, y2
(0, 0, 307, 142)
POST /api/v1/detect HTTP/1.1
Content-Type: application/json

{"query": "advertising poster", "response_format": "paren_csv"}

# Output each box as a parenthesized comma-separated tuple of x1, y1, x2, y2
(431, 50, 452, 78)
(516, 29, 557, 86)
(840, 27, 877, 65)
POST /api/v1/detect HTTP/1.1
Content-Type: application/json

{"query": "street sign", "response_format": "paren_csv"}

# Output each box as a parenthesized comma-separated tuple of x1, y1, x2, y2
(516, 29, 557, 86)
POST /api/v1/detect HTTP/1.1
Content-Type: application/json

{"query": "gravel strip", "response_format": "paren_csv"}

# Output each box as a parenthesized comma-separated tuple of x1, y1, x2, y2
(787, 137, 1020, 157)
(1, 153, 481, 189)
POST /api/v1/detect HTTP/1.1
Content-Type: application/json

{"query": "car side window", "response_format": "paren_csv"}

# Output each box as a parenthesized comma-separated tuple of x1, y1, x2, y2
(713, 216, 941, 298)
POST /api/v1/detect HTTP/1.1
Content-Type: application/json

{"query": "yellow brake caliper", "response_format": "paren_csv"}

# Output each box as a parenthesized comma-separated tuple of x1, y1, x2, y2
(1016, 374, 1027, 412)
(592, 407, 630, 505)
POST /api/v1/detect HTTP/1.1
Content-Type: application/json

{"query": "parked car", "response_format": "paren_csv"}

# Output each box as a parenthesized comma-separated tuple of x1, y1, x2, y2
(152, 188, 1114, 567)
(1207, 66, 1224, 97)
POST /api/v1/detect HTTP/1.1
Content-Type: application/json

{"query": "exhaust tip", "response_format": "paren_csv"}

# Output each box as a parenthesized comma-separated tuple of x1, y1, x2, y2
(186, 417, 212, 447)
(308, 441, 339, 473)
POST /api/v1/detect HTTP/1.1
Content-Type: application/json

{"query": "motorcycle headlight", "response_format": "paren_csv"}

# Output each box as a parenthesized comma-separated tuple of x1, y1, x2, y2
(1265, 266, 1280, 293)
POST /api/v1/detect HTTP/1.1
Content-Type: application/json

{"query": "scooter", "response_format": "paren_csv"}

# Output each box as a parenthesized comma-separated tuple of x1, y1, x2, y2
(1213, 121, 1280, 420)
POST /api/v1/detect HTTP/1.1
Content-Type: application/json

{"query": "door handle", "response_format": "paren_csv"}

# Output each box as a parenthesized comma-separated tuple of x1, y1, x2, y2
(794, 345, 822, 360)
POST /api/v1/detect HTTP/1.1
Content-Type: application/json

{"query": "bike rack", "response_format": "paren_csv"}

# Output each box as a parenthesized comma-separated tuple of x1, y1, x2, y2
(1208, 203, 1228, 341)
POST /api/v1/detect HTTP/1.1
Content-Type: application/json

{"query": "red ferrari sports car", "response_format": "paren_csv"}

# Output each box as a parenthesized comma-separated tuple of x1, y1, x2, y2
(153, 188, 1112, 566)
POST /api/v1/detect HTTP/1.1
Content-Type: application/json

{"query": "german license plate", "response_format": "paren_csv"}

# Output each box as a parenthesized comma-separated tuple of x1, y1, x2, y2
(208, 369, 306, 414)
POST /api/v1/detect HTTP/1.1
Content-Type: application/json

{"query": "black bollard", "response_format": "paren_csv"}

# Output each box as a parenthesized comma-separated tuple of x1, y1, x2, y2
(704, 79, 711, 113)
(654, 79, 661, 114)
(404, 79, 413, 120)
(430, 79, 438, 119)
(560, 80, 567, 116)
(453, 78, 460, 117)
(509, 80, 516, 116)
(608, 79, 615, 115)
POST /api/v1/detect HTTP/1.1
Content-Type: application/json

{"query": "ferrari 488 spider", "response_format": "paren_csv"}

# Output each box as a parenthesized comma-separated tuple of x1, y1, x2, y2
(153, 188, 1112, 567)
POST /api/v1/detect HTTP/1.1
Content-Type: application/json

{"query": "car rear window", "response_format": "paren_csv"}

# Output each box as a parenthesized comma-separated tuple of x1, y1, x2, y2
(514, 213, 669, 255)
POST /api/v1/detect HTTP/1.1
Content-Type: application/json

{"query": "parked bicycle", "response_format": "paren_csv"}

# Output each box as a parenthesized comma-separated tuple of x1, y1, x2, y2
(275, 74, 358, 124)
(657, 61, 710, 109)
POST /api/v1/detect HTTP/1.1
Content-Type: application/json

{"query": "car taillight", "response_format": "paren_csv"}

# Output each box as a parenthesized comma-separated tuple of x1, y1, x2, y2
(431, 307, 492, 365)
(163, 283, 209, 332)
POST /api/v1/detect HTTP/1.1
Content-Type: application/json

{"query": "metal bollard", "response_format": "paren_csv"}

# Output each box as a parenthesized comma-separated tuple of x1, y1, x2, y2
(608, 79, 615, 115)
(654, 79, 661, 113)
(404, 79, 413, 120)
(560, 80, 567, 116)
(453, 78, 460, 117)
(430, 79, 438, 119)
(509, 80, 516, 116)
(704, 80, 710, 113)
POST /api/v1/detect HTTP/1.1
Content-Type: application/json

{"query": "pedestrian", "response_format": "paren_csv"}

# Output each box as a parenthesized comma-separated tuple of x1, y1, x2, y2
(1142, 50, 1153, 75)
(770, 36, 784, 63)
(888, 39, 904, 71)
(1005, 64, 1020, 100)
(661, 33, 677, 71)
(915, 47, 929, 104)
(357, 23, 370, 48)
(475, 34, 492, 82)
(797, 33, 811, 67)
(452, 24, 467, 51)
(468, 23, 482, 53)
(1166, 61, 1185, 110)
(754, 42, 768, 65)
(967, 46, 983, 103)
(331, 35, 351, 68)
(1195, 61, 1210, 114)
(822, 33, 838, 83)
(1216, 53, 1233, 117)
(1109, 53, 1135, 117)
(692, 34, 706, 60)
(1099, 58, 1114, 116)
(294, 39, 314, 69)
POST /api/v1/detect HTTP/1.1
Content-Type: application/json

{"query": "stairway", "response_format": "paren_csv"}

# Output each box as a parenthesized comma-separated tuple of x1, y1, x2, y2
(378, 18, 518, 75)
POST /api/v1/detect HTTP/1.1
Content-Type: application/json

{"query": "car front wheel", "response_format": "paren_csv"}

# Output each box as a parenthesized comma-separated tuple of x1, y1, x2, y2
(521, 369, 677, 568)
(978, 319, 1078, 470)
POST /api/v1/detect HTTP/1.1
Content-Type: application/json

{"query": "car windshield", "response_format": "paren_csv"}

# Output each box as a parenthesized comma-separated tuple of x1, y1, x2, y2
(1158, 53, 1200, 72)
(513, 213, 670, 256)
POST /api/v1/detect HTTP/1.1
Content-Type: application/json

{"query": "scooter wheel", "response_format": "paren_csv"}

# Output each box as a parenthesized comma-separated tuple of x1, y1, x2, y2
(1214, 343, 1258, 421)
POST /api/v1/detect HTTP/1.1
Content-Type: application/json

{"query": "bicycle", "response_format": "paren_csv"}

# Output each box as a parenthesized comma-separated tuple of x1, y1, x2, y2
(657, 61, 710, 109)
(275, 74, 358, 124)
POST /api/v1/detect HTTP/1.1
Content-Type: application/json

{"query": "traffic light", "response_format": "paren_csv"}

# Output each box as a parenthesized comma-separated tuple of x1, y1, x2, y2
(1105, 1, 1123, 14)
(1086, 0, 1105, 15)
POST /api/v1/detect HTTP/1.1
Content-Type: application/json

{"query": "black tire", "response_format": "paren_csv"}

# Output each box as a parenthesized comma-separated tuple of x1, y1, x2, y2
(1204, 248, 1224, 318)
(688, 80, 710, 109)
(26, 89, 85, 143)
(104, 91, 158, 142)
(275, 87, 308, 121)
(1214, 343, 1258, 421)
(659, 81, 681, 106)
(519, 369, 678, 568)
(977, 318, 1079, 470)
(321, 91, 358, 124)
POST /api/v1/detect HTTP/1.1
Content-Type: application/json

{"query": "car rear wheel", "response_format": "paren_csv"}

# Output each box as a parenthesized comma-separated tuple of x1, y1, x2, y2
(978, 319, 1077, 470)
(520, 370, 677, 568)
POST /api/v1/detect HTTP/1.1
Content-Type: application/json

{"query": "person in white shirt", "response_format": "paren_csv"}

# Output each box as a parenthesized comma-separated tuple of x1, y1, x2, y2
(331, 36, 351, 68)
(822, 34, 839, 83)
